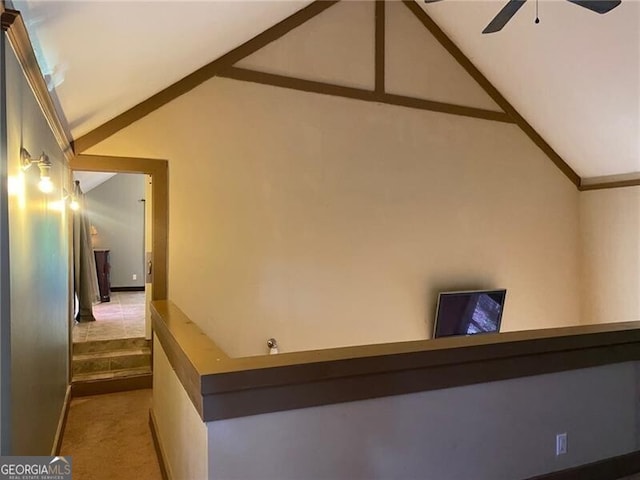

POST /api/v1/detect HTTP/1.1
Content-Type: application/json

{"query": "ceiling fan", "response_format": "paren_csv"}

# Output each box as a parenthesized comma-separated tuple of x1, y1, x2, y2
(424, 0, 622, 34)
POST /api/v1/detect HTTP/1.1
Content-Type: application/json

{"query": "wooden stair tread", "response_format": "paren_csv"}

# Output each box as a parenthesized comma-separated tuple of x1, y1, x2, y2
(73, 366, 152, 382)
(73, 337, 150, 354)
(73, 347, 150, 361)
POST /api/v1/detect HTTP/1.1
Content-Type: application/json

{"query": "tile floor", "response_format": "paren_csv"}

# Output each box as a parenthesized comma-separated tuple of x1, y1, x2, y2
(73, 291, 146, 343)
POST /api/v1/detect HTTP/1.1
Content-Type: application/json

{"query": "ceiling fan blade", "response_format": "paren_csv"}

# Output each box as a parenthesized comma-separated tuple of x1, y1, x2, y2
(424, 0, 445, 3)
(565, 0, 621, 14)
(482, 0, 527, 34)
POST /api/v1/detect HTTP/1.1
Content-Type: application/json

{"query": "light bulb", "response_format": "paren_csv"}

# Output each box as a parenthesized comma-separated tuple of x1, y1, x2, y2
(38, 177, 54, 193)
(36, 157, 53, 193)
(69, 199, 80, 211)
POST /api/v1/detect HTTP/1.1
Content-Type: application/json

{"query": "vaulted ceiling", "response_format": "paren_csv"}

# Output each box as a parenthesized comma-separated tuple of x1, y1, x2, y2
(11, 0, 640, 182)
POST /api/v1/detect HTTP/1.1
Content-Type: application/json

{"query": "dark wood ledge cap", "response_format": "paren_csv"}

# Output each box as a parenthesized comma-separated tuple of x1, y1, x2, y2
(152, 300, 640, 422)
(1, 9, 18, 31)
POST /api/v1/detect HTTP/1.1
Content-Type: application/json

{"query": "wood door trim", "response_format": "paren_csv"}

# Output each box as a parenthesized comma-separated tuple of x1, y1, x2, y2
(70, 154, 168, 301)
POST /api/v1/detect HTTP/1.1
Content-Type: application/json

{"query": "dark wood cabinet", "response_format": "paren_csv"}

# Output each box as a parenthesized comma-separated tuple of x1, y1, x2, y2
(94, 249, 111, 302)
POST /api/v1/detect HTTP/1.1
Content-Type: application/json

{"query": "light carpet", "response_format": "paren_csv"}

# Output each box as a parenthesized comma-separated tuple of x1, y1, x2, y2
(60, 389, 162, 480)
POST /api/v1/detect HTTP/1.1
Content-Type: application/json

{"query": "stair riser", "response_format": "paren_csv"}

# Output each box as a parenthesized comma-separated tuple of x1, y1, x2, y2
(73, 367, 152, 382)
(73, 354, 151, 375)
(74, 337, 150, 355)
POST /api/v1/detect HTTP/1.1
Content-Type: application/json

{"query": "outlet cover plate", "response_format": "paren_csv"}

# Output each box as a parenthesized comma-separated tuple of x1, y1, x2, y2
(556, 433, 567, 456)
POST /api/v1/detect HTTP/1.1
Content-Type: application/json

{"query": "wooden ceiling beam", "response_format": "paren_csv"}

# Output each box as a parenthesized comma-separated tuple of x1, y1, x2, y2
(401, 1, 580, 187)
(218, 66, 514, 123)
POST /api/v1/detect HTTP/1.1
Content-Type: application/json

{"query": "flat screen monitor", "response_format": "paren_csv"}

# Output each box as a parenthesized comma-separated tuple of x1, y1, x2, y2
(433, 289, 506, 339)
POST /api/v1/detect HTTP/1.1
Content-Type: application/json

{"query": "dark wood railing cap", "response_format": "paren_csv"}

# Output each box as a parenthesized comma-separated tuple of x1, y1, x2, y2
(152, 300, 640, 421)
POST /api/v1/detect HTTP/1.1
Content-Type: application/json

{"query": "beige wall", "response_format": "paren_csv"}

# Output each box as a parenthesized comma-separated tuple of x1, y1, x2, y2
(5, 40, 70, 454)
(152, 338, 208, 480)
(88, 0, 581, 357)
(89, 77, 581, 356)
(580, 186, 640, 324)
(208, 362, 639, 480)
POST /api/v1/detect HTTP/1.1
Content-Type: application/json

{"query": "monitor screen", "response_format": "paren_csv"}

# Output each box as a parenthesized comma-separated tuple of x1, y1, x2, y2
(433, 289, 506, 338)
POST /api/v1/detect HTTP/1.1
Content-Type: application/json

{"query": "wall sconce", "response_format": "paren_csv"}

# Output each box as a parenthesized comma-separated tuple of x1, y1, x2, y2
(61, 188, 80, 211)
(21, 147, 54, 194)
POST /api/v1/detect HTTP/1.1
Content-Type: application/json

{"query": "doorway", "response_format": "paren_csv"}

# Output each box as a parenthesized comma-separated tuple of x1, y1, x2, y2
(69, 154, 168, 387)
(73, 172, 147, 342)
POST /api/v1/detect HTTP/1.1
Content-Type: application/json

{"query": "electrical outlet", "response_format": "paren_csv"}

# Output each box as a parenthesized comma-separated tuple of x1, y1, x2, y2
(132, 274, 137, 281)
(556, 433, 567, 456)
